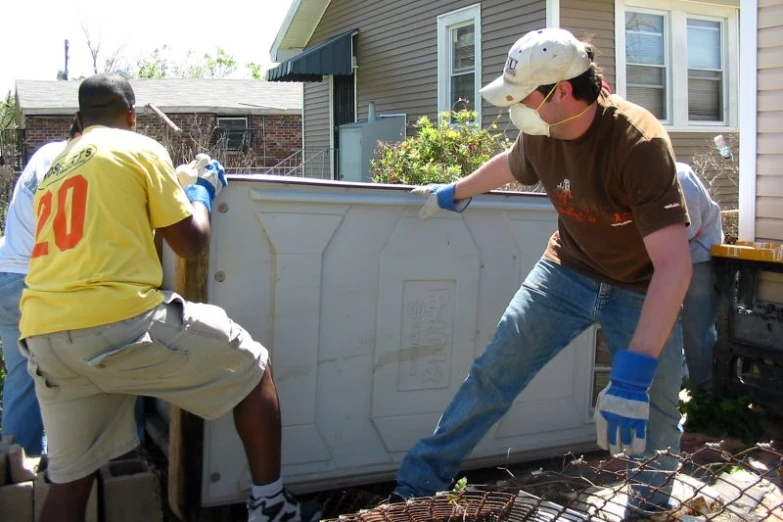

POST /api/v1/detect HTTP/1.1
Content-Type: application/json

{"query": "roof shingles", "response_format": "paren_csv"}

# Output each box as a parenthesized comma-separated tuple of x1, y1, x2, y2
(16, 79, 303, 115)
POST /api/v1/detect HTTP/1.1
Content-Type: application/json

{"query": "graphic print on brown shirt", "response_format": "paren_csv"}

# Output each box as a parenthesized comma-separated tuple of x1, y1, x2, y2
(508, 93, 689, 292)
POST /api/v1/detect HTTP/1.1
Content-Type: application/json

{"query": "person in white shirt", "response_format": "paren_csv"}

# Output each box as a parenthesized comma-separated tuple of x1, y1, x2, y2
(676, 162, 724, 391)
(0, 121, 79, 455)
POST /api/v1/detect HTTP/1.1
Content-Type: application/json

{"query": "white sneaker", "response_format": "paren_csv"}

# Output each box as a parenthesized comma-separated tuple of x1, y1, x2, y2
(248, 489, 322, 522)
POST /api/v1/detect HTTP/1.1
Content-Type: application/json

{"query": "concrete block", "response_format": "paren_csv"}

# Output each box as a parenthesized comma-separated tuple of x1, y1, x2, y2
(0, 435, 17, 487)
(33, 473, 98, 522)
(5, 444, 40, 484)
(0, 480, 34, 522)
(100, 459, 162, 522)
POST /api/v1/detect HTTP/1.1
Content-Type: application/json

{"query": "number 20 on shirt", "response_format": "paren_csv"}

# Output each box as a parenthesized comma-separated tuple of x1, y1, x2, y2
(31, 174, 89, 258)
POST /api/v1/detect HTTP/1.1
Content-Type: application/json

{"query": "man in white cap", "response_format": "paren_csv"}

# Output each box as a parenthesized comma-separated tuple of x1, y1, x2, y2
(392, 28, 692, 516)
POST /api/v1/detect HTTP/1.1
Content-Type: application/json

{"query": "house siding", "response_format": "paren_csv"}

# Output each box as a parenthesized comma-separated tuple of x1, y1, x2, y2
(756, 0, 783, 302)
(298, 0, 738, 202)
(560, 0, 615, 87)
(303, 80, 332, 179)
(302, 0, 546, 142)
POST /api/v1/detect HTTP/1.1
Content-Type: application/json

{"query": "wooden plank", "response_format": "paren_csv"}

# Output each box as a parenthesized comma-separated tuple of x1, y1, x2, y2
(168, 243, 210, 521)
(711, 241, 783, 263)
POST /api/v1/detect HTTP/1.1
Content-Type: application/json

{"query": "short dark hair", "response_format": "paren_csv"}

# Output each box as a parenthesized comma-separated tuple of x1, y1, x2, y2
(78, 73, 136, 126)
(536, 44, 603, 104)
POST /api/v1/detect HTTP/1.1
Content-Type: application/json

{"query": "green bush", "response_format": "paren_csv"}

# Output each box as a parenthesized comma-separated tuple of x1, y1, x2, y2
(370, 109, 513, 186)
(678, 380, 765, 444)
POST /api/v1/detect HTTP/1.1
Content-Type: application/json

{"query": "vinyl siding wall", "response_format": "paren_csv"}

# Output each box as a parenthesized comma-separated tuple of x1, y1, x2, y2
(301, 0, 740, 206)
(756, 0, 783, 302)
(560, 0, 616, 87)
(303, 79, 331, 178)
(302, 0, 547, 153)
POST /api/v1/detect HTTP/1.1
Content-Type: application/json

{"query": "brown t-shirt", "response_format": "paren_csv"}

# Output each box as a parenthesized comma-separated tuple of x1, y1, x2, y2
(508, 93, 689, 292)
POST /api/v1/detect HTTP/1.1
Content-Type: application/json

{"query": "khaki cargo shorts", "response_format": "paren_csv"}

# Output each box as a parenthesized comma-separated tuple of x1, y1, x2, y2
(20, 291, 268, 484)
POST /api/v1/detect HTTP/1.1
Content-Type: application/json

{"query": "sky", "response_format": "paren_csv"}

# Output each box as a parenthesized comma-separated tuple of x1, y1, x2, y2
(1, 0, 296, 95)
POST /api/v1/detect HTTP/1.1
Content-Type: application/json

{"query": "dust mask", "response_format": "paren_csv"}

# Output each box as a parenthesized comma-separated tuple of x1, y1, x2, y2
(509, 104, 552, 136)
(509, 82, 592, 137)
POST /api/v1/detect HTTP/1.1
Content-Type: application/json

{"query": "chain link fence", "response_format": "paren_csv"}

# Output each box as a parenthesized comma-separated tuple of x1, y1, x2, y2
(318, 442, 782, 522)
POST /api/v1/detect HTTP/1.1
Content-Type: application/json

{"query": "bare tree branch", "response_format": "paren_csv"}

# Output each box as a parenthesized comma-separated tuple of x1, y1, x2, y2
(81, 24, 102, 75)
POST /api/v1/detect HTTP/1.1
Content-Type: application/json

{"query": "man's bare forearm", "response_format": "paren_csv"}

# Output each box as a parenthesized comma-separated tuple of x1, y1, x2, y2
(629, 260, 692, 358)
(454, 150, 516, 200)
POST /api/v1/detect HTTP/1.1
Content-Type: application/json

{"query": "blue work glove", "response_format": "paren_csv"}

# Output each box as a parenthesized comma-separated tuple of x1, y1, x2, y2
(197, 159, 228, 200)
(411, 182, 472, 220)
(184, 159, 227, 213)
(595, 349, 658, 456)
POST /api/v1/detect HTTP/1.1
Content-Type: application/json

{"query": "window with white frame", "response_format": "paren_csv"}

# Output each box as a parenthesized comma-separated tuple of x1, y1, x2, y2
(619, 0, 738, 129)
(437, 5, 482, 122)
(214, 116, 251, 152)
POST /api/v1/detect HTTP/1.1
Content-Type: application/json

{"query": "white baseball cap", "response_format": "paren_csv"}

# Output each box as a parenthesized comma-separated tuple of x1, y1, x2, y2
(480, 28, 591, 107)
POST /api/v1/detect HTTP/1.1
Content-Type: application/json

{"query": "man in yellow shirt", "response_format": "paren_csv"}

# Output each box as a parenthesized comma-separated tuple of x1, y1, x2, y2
(20, 73, 319, 522)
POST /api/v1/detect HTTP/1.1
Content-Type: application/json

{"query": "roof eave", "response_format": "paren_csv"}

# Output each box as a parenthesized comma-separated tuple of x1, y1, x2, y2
(270, 0, 332, 62)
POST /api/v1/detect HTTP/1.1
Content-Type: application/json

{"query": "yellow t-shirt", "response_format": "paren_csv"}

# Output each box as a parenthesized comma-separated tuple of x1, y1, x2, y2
(20, 125, 193, 338)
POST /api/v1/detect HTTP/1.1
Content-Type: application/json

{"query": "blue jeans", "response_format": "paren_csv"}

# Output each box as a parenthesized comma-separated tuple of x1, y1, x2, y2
(681, 262, 718, 390)
(394, 259, 684, 511)
(0, 272, 146, 456)
(0, 272, 45, 455)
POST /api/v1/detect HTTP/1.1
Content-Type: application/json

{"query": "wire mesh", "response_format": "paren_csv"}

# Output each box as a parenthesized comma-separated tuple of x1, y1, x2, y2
(321, 442, 783, 522)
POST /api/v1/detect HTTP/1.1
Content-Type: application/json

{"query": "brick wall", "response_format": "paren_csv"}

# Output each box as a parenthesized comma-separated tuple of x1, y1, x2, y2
(22, 112, 302, 173)
(251, 114, 302, 167)
(24, 117, 73, 156)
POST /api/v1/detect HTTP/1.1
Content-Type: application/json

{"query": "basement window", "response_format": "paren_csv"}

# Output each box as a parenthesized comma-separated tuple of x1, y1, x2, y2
(214, 117, 251, 152)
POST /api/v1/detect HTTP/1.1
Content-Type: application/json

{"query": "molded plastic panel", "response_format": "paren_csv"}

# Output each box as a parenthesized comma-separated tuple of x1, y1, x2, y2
(167, 178, 597, 507)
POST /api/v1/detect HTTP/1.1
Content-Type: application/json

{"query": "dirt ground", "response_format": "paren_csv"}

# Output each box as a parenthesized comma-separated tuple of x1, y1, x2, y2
(153, 414, 783, 521)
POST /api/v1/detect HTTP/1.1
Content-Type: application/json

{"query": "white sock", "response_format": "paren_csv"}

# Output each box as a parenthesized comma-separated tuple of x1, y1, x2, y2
(251, 477, 284, 500)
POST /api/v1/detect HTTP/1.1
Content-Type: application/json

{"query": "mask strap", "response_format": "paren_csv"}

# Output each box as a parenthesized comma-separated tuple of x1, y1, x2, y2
(535, 52, 594, 129)
(534, 52, 581, 112)
(553, 103, 592, 128)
